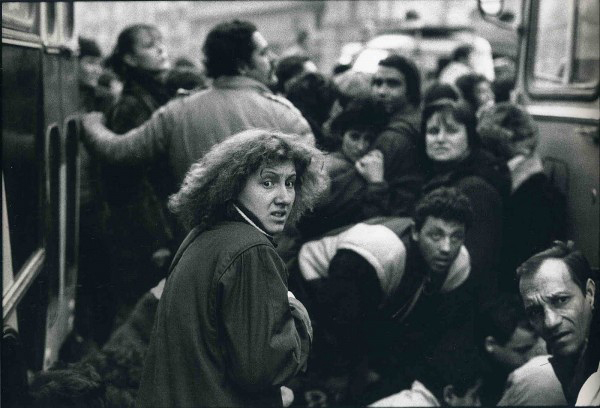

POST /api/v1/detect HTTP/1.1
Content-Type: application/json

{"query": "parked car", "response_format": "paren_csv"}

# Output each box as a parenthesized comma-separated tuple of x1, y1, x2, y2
(352, 25, 494, 83)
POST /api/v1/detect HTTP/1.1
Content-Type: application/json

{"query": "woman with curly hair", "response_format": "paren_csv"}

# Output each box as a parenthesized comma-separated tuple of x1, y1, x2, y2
(137, 129, 327, 407)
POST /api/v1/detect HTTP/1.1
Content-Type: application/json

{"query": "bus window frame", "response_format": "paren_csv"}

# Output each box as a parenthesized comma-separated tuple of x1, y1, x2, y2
(525, 0, 599, 101)
(1, 3, 38, 33)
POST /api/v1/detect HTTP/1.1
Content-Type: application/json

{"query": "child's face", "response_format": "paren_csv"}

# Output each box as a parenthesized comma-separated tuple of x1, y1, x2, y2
(341, 129, 372, 162)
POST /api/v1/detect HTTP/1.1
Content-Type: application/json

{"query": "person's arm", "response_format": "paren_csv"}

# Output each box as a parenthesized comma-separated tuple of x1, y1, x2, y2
(372, 127, 424, 216)
(219, 244, 312, 392)
(80, 106, 172, 166)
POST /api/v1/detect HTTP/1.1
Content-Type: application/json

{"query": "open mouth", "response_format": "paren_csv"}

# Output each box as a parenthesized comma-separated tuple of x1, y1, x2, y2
(270, 210, 288, 220)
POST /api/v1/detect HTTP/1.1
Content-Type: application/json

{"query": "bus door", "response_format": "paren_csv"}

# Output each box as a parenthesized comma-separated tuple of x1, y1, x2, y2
(515, 0, 599, 268)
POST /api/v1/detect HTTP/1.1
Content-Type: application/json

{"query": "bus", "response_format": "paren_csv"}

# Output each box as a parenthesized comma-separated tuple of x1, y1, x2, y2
(480, 0, 599, 269)
(2, 2, 80, 405)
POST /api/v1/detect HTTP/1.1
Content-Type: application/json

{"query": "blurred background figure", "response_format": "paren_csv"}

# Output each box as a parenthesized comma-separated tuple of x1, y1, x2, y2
(478, 102, 566, 293)
(455, 73, 496, 117)
(275, 54, 318, 95)
(69, 36, 116, 358)
(492, 56, 517, 103)
(282, 29, 312, 58)
(439, 44, 476, 86)
(285, 71, 338, 150)
(101, 23, 175, 336)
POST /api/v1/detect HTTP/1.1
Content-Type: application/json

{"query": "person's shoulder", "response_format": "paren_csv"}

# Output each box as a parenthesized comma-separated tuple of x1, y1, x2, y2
(260, 92, 300, 112)
(208, 221, 271, 246)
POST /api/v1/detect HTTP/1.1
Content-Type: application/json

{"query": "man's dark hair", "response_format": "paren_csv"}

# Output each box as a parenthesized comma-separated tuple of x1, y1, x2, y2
(452, 44, 475, 62)
(416, 335, 485, 404)
(275, 55, 311, 93)
(202, 20, 257, 79)
(517, 241, 596, 295)
(378, 54, 422, 106)
(286, 72, 338, 126)
(476, 293, 528, 347)
(455, 73, 489, 111)
(79, 37, 102, 59)
(328, 96, 389, 150)
(413, 187, 473, 231)
(423, 82, 461, 106)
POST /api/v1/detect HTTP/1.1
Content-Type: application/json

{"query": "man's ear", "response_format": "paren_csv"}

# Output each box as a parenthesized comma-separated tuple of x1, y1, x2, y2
(484, 336, 497, 354)
(411, 224, 419, 242)
(443, 384, 456, 406)
(586, 278, 596, 309)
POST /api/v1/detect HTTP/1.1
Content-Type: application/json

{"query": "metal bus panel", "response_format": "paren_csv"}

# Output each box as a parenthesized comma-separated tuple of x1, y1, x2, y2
(515, 0, 600, 268)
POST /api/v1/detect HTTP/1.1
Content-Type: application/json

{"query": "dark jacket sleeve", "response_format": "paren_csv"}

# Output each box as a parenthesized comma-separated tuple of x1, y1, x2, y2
(457, 176, 503, 297)
(82, 104, 173, 166)
(373, 124, 424, 216)
(106, 94, 153, 134)
(219, 244, 312, 392)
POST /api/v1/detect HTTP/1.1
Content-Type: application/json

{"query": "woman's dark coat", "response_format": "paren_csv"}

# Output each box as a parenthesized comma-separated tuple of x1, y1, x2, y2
(137, 221, 312, 407)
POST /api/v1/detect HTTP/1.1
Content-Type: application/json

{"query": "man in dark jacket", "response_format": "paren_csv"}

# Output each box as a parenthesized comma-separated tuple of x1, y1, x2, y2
(368, 55, 424, 216)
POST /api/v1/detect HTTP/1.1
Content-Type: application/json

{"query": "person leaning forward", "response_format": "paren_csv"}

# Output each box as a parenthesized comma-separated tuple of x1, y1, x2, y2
(80, 20, 314, 184)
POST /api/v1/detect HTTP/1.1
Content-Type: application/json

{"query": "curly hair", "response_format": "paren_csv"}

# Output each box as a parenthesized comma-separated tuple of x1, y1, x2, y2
(413, 186, 473, 231)
(378, 54, 422, 106)
(202, 20, 257, 79)
(169, 129, 328, 231)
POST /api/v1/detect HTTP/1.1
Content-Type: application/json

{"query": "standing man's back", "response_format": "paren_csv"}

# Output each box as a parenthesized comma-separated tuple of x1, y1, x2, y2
(81, 20, 314, 184)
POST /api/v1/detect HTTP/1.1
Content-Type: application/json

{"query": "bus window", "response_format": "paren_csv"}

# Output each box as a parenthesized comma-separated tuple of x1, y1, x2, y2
(529, 0, 599, 95)
(531, 1, 569, 85)
(2, 2, 38, 33)
(573, 0, 599, 85)
(1, 45, 43, 275)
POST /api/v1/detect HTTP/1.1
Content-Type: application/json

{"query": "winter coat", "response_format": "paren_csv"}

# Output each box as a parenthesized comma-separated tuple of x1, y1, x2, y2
(297, 152, 392, 240)
(101, 72, 174, 304)
(84, 76, 313, 184)
(372, 107, 425, 216)
(423, 148, 509, 299)
(499, 155, 566, 292)
(137, 221, 312, 407)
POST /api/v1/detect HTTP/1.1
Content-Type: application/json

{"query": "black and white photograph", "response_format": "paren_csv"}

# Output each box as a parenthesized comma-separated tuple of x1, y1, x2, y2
(2, 1, 599, 406)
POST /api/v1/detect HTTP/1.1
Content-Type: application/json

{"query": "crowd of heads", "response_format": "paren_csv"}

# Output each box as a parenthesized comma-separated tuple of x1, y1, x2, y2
(32, 18, 594, 408)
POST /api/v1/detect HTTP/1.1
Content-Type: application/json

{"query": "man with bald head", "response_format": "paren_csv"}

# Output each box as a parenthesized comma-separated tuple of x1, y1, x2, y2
(517, 241, 599, 405)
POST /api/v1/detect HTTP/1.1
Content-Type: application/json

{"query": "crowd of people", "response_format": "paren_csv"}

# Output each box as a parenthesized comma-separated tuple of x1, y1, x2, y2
(25, 18, 599, 408)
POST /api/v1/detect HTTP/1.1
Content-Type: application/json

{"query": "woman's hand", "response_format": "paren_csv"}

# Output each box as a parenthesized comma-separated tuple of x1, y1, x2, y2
(80, 112, 105, 142)
(355, 149, 385, 183)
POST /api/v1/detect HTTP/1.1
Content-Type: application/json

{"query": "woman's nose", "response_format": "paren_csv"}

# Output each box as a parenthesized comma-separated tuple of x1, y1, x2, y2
(275, 185, 293, 204)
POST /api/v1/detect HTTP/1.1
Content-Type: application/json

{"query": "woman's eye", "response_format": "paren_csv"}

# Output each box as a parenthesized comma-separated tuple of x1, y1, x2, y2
(429, 233, 443, 241)
(426, 127, 439, 135)
(262, 180, 273, 188)
(285, 180, 295, 188)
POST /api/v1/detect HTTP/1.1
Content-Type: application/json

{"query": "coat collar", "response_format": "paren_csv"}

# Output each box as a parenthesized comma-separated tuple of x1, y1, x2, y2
(212, 75, 272, 93)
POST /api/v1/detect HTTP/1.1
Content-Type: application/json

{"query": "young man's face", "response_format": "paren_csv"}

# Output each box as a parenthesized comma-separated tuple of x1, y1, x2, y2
(244, 31, 276, 86)
(412, 216, 466, 278)
(519, 259, 595, 358)
(371, 65, 408, 114)
(487, 325, 546, 371)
